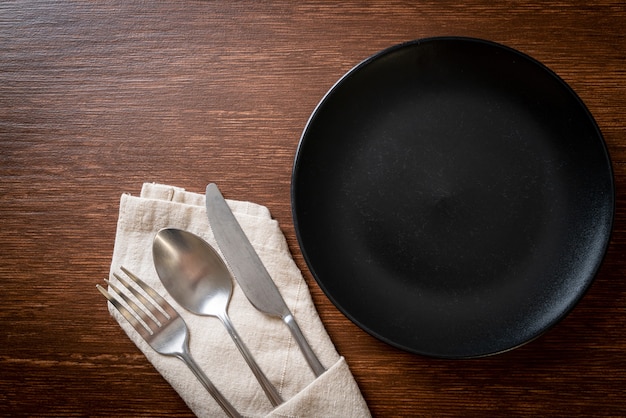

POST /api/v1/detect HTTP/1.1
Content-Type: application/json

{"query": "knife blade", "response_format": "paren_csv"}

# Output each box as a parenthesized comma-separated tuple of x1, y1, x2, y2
(205, 183, 325, 377)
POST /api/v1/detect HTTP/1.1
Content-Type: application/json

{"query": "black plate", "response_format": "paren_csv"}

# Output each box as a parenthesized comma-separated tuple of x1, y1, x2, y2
(291, 37, 614, 358)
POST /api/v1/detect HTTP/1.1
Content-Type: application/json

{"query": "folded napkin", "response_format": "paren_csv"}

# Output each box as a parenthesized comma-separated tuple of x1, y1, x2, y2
(107, 183, 370, 417)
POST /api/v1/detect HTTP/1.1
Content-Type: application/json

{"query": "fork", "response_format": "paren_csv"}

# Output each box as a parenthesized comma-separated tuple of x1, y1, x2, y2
(97, 267, 242, 418)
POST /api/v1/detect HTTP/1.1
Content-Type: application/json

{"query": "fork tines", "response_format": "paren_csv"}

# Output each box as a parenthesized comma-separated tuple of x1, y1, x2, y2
(96, 267, 176, 339)
(97, 267, 243, 418)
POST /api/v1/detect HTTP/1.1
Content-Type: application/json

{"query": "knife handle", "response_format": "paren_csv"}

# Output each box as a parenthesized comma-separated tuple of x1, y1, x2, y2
(283, 313, 326, 377)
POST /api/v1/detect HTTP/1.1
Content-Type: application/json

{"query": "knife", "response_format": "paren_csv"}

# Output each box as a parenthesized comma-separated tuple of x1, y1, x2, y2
(205, 183, 326, 377)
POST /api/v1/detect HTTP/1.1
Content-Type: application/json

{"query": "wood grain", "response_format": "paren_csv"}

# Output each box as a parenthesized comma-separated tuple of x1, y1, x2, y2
(1, 1, 626, 416)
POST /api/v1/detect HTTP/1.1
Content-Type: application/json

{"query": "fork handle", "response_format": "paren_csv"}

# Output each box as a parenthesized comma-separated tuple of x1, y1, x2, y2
(178, 352, 242, 418)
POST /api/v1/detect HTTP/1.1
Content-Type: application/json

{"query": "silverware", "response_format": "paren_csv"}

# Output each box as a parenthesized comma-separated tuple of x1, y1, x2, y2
(96, 267, 242, 418)
(152, 228, 283, 407)
(205, 183, 326, 377)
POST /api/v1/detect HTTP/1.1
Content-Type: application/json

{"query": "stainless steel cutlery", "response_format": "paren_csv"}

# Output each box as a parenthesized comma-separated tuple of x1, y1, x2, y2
(152, 228, 283, 406)
(205, 183, 325, 377)
(98, 184, 324, 412)
(97, 267, 241, 418)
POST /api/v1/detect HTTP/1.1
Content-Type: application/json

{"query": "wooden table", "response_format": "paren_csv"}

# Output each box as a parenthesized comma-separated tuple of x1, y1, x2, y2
(2, 1, 625, 416)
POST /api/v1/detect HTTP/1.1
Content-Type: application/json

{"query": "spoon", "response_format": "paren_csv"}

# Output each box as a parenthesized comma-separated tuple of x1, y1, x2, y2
(152, 228, 283, 407)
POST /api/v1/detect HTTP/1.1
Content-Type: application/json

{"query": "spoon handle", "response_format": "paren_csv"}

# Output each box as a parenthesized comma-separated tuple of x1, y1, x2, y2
(218, 312, 283, 407)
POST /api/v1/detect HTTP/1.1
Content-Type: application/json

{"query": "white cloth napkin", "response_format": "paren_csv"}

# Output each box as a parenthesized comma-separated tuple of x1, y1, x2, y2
(107, 183, 371, 418)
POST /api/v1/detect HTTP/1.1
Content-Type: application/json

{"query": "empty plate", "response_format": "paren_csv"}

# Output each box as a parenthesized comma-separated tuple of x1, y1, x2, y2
(291, 37, 614, 358)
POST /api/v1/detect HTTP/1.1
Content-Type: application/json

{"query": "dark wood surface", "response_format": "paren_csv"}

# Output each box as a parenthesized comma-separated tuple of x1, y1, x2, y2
(2, 1, 626, 416)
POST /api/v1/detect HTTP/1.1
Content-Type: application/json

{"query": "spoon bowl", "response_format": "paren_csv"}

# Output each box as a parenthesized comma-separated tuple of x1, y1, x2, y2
(153, 229, 231, 316)
(153, 228, 283, 407)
